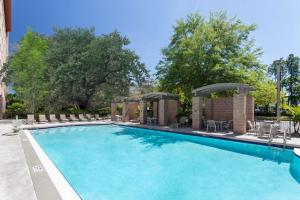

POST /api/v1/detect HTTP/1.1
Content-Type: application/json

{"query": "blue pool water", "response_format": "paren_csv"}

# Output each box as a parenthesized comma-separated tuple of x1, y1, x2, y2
(32, 125, 300, 200)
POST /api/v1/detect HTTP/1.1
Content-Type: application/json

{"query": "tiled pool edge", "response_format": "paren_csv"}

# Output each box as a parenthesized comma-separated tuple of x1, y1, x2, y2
(22, 130, 81, 200)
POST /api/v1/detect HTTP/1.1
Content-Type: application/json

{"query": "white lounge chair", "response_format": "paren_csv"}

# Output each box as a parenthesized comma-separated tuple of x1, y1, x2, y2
(49, 114, 59, 123)
(59, 114, 69, 122)
(78, 114, 88, 121)
(69, 114, 79, 121)
(27, 114, 36, 124)
(94, 114, 100, 120)
(86, 114, 95, 121)
(39, 114, 48, 123)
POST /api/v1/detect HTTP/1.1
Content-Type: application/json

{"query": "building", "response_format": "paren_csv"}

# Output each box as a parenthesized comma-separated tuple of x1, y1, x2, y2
(0, 0, 12, 119)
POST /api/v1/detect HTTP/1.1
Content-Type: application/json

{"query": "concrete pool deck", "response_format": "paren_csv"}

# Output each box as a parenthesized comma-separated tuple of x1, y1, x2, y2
(1, 119, 300, 199)
(0, 123, 37, 200)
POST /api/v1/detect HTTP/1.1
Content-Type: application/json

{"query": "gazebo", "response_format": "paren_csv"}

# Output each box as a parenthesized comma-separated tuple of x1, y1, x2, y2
(111, 97, 139, 122)
(140, 92, 179, 126)
(192, 83, 255, 134)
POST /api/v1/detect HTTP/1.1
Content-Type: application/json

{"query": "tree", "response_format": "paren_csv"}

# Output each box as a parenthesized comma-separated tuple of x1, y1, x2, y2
(156, 12, 265, 100)
(46, 28, 149, 110)
(285, 54, 300, 105)
(6, 28, 48, 113)
(252, 81, 276, 113)
(269, 54, 300, 106)
(283, 104, 300, 133)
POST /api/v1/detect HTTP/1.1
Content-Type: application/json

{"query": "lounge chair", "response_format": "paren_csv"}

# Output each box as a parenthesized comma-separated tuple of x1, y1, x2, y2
(27, 114, 36, 124)
(39, 114, 48, 123)
(69, 114, 79, 121)
(49, 114, 59, 123)
(59, 114, 69, 122)
(86, 114, 95, 121)
(78, 114, 88, 121)
(207, 120, 216, 132)
(94, 114, 100, 120)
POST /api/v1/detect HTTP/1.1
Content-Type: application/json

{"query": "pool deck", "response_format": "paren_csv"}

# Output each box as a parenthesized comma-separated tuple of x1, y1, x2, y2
(0, 122, 37, 200)
(1, 119, 300, 200)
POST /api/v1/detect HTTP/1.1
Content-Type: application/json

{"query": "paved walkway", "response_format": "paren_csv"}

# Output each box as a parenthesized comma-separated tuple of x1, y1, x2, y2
(0, 123, 37, 200)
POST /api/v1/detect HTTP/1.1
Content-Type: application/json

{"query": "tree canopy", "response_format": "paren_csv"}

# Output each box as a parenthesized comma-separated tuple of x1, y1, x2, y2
(269, 54, 300, 106)
(7, 28, 149, 113)
(6, 29, 48, 113)
(156, 12, 265, 100)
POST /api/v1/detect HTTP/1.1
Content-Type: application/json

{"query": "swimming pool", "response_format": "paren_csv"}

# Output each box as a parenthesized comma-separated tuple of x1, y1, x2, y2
(31, 125, 300, 200)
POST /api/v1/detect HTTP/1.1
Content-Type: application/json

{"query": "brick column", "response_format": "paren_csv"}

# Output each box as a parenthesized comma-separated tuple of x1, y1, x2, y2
(159, 99, 168, 126)
(111, 103, 117, 121)
(140, 100, 147, 124)
(246, 96, 255, 122)
(122, 102, 129, 122)
(233, 93, 247, 134)
(167, 99, 179, 124)
(153, 101, 158, 118)
(192, 96, 203, 130)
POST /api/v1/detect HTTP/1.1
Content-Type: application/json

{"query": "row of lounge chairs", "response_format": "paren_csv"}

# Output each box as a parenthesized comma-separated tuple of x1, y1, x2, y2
(27, 114, 110, 124)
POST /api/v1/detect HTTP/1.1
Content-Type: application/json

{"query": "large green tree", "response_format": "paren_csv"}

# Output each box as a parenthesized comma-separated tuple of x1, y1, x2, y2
(156, 12, 265, 99)
(251, 80, 277, 113)
(46, 28, 148, 110)
(6, 29, 48, 113)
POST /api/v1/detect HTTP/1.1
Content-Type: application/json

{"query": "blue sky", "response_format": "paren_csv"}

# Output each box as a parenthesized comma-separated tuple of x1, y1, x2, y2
(11, 0, 300, 74)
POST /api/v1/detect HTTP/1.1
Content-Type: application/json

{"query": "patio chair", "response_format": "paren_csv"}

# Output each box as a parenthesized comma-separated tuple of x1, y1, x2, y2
(69, 114, 79, 121)
(59, 114, 69, 122)
(78, 114, 88, 121)
(39, 114, 48, 123)
(179, 116, 188, 128)
(247, 120, 258, 134)
(207, 120, 216, 132)
(116, 115, 122, 121)
(27, 114, 36, 124)
(258, 122, 271, 138)
(49, 114, 59, 123)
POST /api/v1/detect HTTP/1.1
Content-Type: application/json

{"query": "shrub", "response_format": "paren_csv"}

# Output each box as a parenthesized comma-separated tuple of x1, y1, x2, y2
(5, 102, 27, 119)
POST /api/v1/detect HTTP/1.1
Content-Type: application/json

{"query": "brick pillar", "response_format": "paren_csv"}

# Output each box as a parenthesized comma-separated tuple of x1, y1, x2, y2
(192, 96, 203, 130)
(140, 100, 147, 124)
(153, 101, 158, 118)
(246, 96, 254, 122)
(233, 93, 247, 134)
(159, 99, 168, 126)
(122, 102, 129, 122)
(0, 95, 3, 119)
(167, 99, 179, 124)
(111, 103, 117, 121)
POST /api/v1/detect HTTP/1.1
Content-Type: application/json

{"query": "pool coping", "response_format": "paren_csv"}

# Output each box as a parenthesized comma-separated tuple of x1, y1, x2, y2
(21, 122, 300, 200)
(116, 123, 297, 149)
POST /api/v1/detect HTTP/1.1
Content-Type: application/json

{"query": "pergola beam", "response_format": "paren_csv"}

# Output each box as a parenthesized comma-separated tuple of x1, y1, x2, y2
(192, 83, 254, 97)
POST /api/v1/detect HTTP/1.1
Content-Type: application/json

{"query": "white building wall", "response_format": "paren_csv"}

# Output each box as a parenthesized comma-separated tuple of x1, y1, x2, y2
(0, 0, 9, 118)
